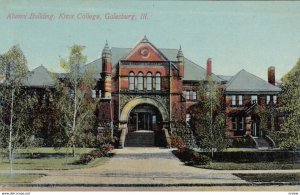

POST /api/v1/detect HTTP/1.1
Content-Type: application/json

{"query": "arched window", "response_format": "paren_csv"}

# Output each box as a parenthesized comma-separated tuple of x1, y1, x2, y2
(138, 72, 143, 90)
(129, 72, 135, 90)
(146, 72, 152, 91)
(155, 73, 161, 91)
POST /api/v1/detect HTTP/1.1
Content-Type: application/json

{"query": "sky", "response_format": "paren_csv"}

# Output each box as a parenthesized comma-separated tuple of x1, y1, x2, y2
(0, 0, 300, 81)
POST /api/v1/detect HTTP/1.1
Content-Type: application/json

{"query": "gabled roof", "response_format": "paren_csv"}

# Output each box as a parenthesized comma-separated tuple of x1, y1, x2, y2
(84, 47, 221, 81)
(23, 65, 55, 87)
(225, 69, 281, 94)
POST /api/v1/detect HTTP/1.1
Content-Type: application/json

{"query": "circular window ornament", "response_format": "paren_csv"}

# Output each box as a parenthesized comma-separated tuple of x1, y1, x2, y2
(140, 47, 150, 58)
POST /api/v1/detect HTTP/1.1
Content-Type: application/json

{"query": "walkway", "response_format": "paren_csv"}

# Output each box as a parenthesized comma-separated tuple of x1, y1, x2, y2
(31, 148, 245, 185)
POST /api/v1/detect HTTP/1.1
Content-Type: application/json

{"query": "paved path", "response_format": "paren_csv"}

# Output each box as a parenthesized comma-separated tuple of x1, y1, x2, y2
(30, 148, 244, 185)
(1, 147, 300, 187)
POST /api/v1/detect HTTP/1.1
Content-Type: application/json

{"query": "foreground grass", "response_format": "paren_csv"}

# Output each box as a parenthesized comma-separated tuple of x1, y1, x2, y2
(13, 147, 95, 155)
(234, 173, 300, 182)
(0, 156, 110, 170)
(0, 173, 44, 183)
(197, 162, 300, 170)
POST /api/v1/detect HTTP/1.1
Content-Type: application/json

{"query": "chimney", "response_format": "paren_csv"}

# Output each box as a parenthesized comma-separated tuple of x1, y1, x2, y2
(207, 58, 212, 77)
(268, 66, 275, 85)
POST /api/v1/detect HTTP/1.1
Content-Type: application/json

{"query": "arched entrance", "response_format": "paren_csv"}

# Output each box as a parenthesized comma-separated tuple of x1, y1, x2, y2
(127, 104, 163, 132)
(119, 97, 169, 147)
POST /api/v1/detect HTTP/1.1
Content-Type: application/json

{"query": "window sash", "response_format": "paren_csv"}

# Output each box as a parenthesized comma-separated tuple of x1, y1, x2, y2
(92, 90, 96, 98)
(138, 73, 143, 90)
(186, 91, 190, 100)
(266, 95, 271, 104)
(146, 74, 152, 91)
(240, 117, 244, 130)
(231, 95, 236, 106)
(232, 117, 237, 131)
(238, 95, 243, 105)
(155, 73, 161, 90)
(273, 95, 277, 104)
(129, 73, 135, 90)
(251, 95, 258, 104)
(192, 91, 197, 100)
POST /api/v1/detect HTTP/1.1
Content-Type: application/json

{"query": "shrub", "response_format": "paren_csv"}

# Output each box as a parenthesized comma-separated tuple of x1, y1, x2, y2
(175, 147, 211, 165)
(75, 144, 114, 165)
(231, 135, 256, 148)
(170, 133, 185, 150)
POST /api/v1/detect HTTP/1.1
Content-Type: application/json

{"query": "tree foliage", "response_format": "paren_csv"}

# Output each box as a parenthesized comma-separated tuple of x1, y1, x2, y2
(278, 58, 300, 149)
(56, 44, 97, 156)
(0, 45, 37, 175)
(190, 78, 229, 156)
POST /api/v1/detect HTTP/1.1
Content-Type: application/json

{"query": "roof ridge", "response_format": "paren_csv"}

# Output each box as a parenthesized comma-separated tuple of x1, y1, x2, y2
(226, 69, 244, 87)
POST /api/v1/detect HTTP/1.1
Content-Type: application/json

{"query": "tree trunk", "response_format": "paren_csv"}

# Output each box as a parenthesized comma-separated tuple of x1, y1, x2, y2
(71, 67, 78, 157)
(9, 88, 15, 176)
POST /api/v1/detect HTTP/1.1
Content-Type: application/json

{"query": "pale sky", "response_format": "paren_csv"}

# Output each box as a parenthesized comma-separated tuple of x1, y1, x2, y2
(0, 0, 300, 81)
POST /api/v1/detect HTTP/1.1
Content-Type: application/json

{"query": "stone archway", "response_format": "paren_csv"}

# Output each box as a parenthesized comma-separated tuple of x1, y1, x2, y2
(119, 97, 169, 128)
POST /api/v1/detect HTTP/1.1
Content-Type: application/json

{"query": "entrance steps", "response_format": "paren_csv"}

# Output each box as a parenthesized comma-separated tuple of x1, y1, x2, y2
(253, 137, 271, 149)
(125, 130, 155, 147)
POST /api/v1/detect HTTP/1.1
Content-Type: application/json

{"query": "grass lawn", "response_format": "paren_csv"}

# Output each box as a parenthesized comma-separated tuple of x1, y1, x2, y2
(0, 157, 110, 170)
(0, 173, 44, 183)
(234, 173, 300, 182)
(0, 147, 111, 170)
(197, 162, 300, 170)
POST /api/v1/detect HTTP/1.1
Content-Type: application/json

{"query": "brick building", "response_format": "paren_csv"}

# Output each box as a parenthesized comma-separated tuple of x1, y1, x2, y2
(89, 37, 281, 148)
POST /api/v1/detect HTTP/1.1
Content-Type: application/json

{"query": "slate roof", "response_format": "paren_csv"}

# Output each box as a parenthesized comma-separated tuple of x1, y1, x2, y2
(23, 65, 55, 88)
(84, 47, 221, 81)
(225, 69, 281, 94)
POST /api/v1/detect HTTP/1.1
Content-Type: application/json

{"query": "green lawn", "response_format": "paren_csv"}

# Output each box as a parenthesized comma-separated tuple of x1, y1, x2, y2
(234, 173, 300, 182)
(0, 156, 110, 170)
(197, 162, 300, 170)
(13, 147, 95, 154)
(0, 173, 44, 183)
(0, 147, 111, 170)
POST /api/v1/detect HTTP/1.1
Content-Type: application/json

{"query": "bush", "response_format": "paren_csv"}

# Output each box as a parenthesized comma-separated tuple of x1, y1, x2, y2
(175, 147, 211, 165)
(231, 135, 256, 148)
(170, 133, 185, 150)
(75, 144, 114, 165)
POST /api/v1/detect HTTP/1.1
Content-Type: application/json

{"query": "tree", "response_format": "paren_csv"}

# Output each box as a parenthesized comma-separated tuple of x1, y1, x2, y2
(278, 58, 300, 149)
(0, 45, 35, 176)
(57, 44, 97, 156)
(190, 77, 229, 157)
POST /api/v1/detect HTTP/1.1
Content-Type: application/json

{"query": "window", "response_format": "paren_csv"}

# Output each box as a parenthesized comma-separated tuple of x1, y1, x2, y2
(129, 72, 135, 90)
(146, 73, 152, 91)
(273, 95, 277, 104)
(192, 91, 197, 100)
(155, 73, 161, 90)
(232, 117, 237, 131)
(138, 72, 143, 90)
(266, 95, 271, 104)
(152, 115, 156, 124)
(92, 89, 96, 98)
(186, 114, 191, 127)
(238, 95, 243, 106)
(186, 91, 190, 100)
(251, 95, 258, 104)
(240, 117, 245, 130)
(231, 95, 236, 106)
